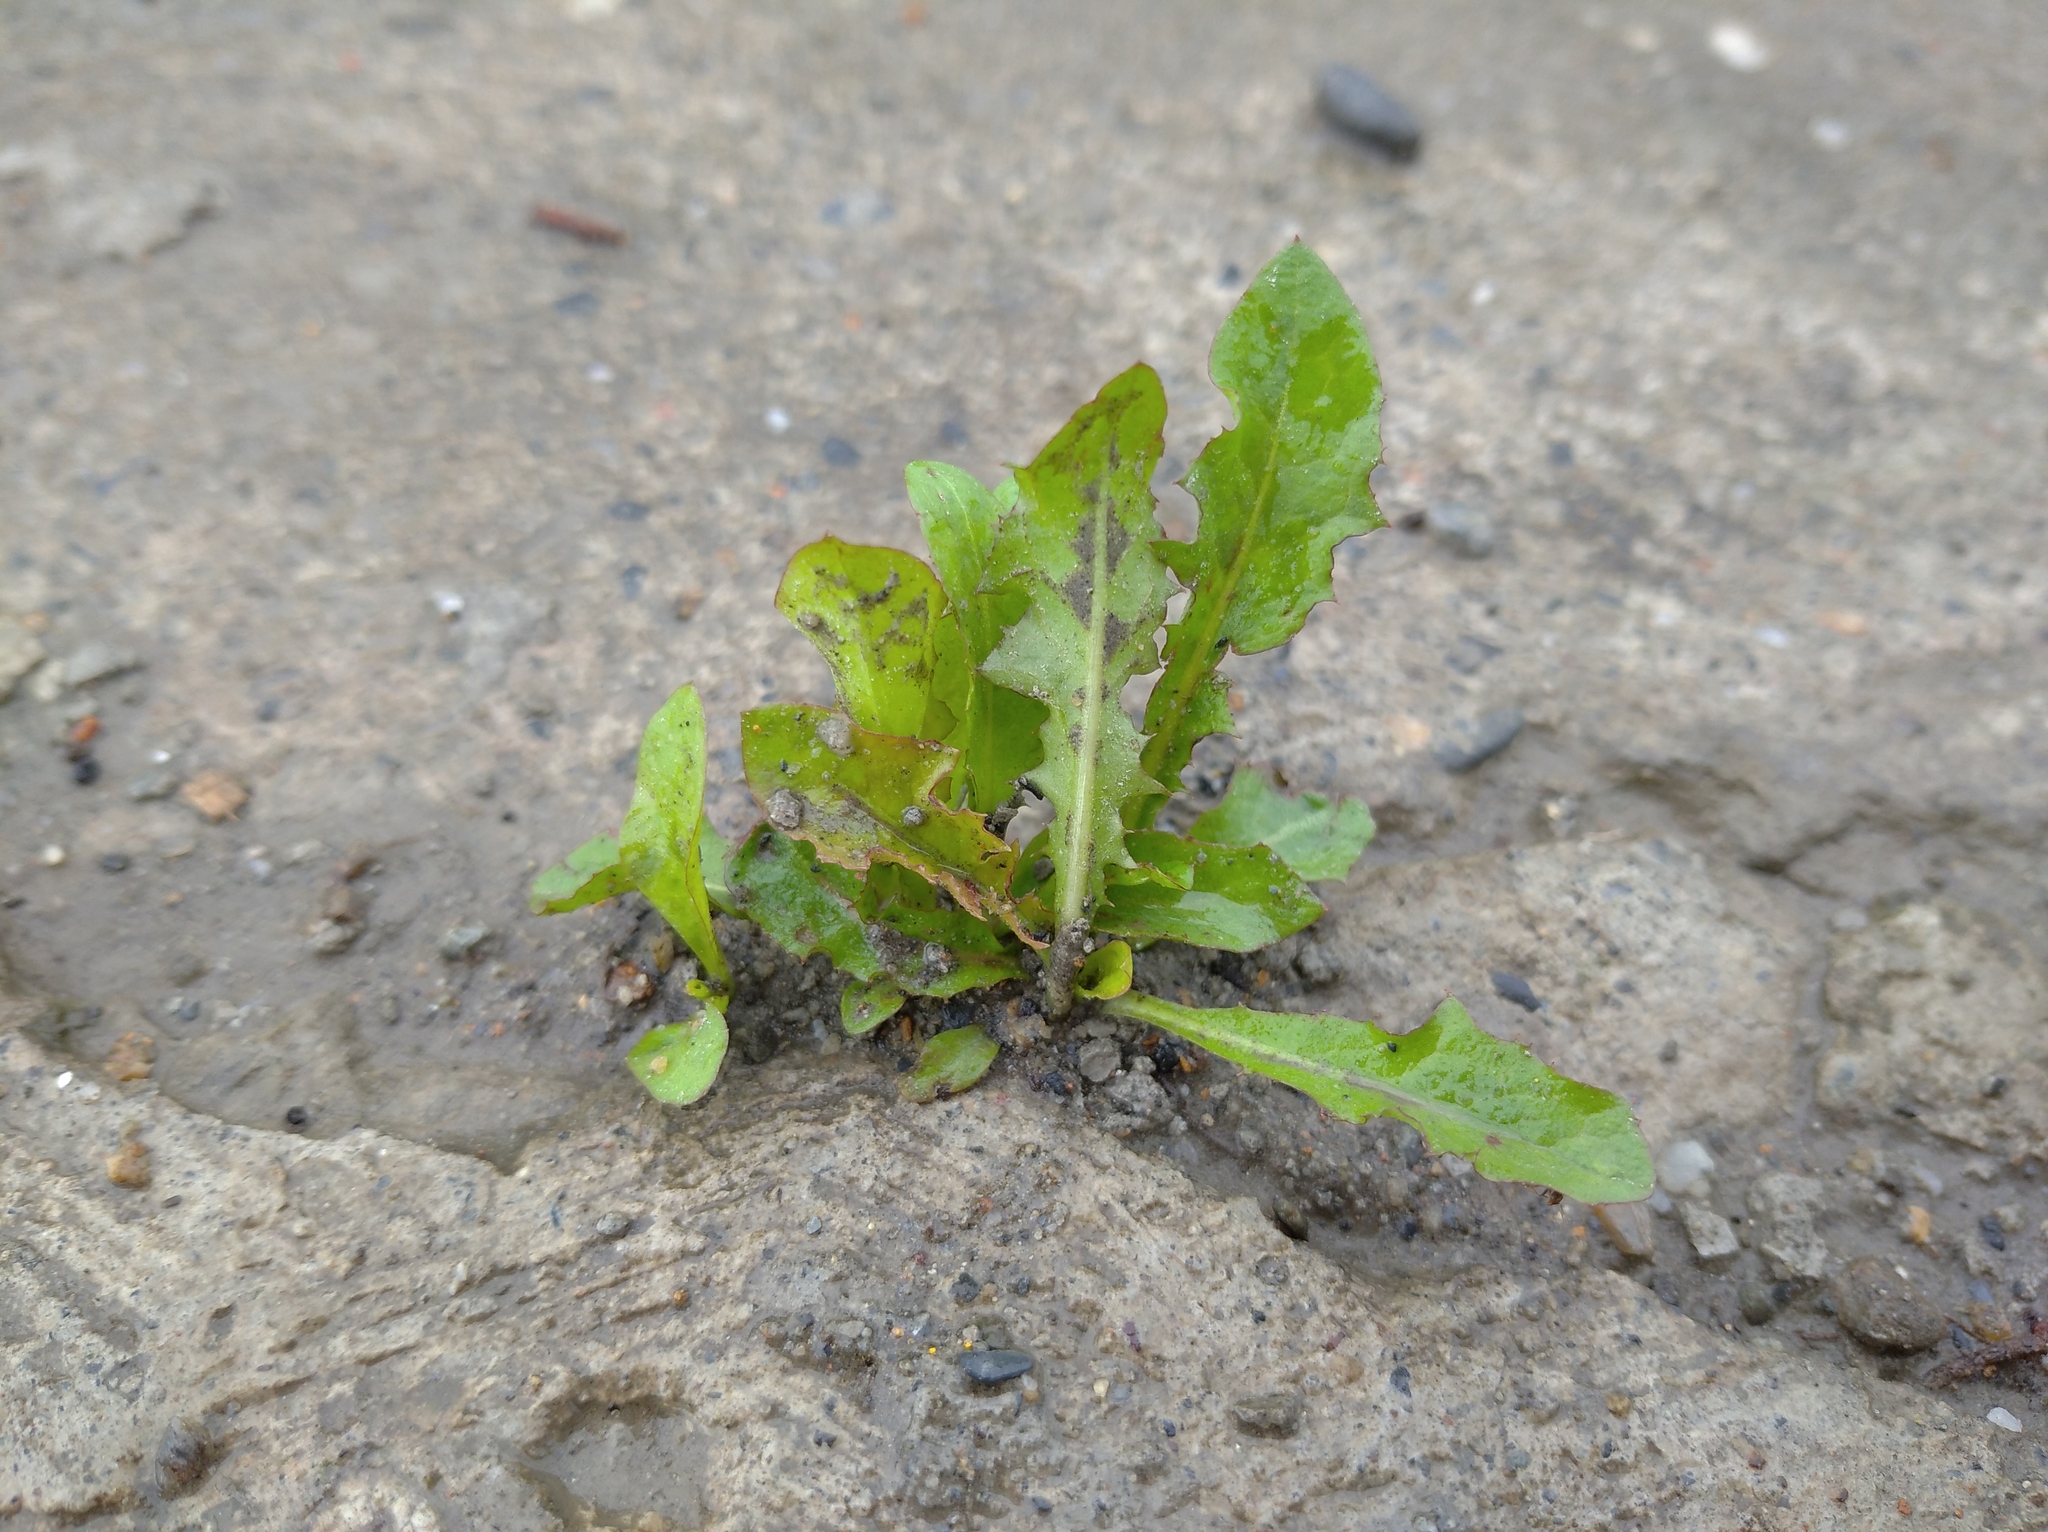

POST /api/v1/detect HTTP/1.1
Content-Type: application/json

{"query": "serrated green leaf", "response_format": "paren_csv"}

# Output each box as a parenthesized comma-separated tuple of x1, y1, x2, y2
(1140, 243, 1386, 817)
(627, 988, 729, 1105)
(1095, 830, 1323, 953)
(619, 685, 728, 987)
(776, 536, 968, 741)
(842, 977, 906, 1035)
(980, 364, 1172, 927)
(739, 703, 1034, 940)
(907, 462, 1048, 811)
(1105, 993, 1652, 1204)
(529, 833, 633, 915)
(1190, 768, 1375, 882)
(1076, 940, 1133, 1001)
(901, 1024, 1000, 1103)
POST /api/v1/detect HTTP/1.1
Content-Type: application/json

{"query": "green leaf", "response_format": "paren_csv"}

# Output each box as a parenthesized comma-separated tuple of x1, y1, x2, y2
(776, 536, 968, 741)
(842, 977, 907, 1035)
(627, 986, 730, 1105)
(1105, 993, 1652, 1204)
(980, 364, 1173, 927)
(1140, 243, 1386, 816)
(529, 833, 633, 915)
(700, 822, 736, 916)
(619, 686, 728, 987)
(1190, 767, 1375, 882)
(906, 462, 1048, 811)
(726, 823, 888, 980)
(900, 1024, 1001, 1103)
(1095, 830, 1323, 953)
(739, 704, 1033, 940)
(1076, 940, 1133, 1001)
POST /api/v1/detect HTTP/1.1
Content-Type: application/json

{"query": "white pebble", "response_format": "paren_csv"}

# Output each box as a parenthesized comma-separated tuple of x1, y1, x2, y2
(38, 844, 66, 867)
(1657, 1139, 1717, 1198)
(55, 1071, 73, 1090)
(432, 590, 465, 620)
(1755, 626, 1790, 649)
(1709, 22, 1770, 72)
(764, 406, 791, 434)
(1810, 118, 1851, 151)
(585, 362, 614, 383)
(1988, 1407, 2023, 1433)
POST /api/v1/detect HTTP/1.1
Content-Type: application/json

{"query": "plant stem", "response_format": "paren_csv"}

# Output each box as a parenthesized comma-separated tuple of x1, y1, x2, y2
(1041, 918, 1090, 1021)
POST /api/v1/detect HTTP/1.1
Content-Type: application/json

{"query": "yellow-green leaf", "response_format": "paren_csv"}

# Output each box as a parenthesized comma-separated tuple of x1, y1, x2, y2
(618, 685, 728, 987)
(776, 536, 968, 741)
(1076, 940, 1133, 1000)
(627, 987, 729, 1105)
(529, 833, 632, 914)
(1105, 993, 1651, 1204)
(1096, 830, 1323, 953)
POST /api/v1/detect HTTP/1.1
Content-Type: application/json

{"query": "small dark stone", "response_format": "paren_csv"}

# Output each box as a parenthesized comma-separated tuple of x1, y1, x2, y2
(594, 1212, 632, 1240)
(940, 419, 970, 447)
(1030, 1495, 1053, 1513)
(152, 1421, 217, 1498)
(1436, 708, 1525, 773)
(1397, 1215, 1421, 1240)
(1981, 1215, 2008, 1251)
(1271, 1200, 1309, 1241)
(1737, 1281, 1777, 1326)
(1832, 1254, 1946, 1353)
(1014, 1275, 1031, 1296)
(959, 1348, 1033, 1385)
(1251, 1309, 1266, 1323)
(284, 1105, 309, 1131)
(99, 852, 131, 872)
(554, 290, 600, 316)
(820, 436, 861, 468)
(1315, 65, 1421, 160)
(1160, 1419, 1177, 1437)
(950, 1272, 982, 1304)
(608, 499, 649, 521)
(620, 565, 646, 599)
(1231, 1390, 1306, 1439)
(1658, 1039, 1680, 1063)
(1491, 971, 1543, 1012)
(1549, 440, 1574, 466)
(1389, 1364, 1412, 1398)
(73, 756, 101, 785)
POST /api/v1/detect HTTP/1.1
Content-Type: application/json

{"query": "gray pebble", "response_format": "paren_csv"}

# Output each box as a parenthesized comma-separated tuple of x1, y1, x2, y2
(949, 1271, 982, 1304)
(152, 1420, 216, 1498)
(98, 851, 131, 872)
(1593, 1201, 1656, 1259)
(62, 640, 142, 688)
(960, 1348, 1034, 1385)
(1425, 501, 1495, 559)
(1076, 1038, 1122, 1084)
(1231, 1390, 1306, 1438)
(1315, 65, 1421, 160)
(127, 769, 180, 802)
(804, 1215, 823, 1235)
(593, 1212, 632, 1240)
(438, 923, 491, 962)
(1737, 1281, 1778, 1326)
(1832, 1254, 1946, 1353)
(1435, 708, 1524, 773)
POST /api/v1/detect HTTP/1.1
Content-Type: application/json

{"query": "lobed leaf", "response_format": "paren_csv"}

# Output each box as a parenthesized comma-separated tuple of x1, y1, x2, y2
(618, 685, 728, 987)
(776, 537, 969, 741)
(1104, 992, 1652, 1204)
(529, 833, 633, 915)
(739, 703, 1031, 938)
(1190, 767, 1375, 882)
(900, 1024, 1000, 1103)
(979, 364, 1173, 927)
(906, 463, 1048, 811)
(1095, 830, 1322, 953)
(627, 986, 730, 1105)
(1140, 243, 1386, 817)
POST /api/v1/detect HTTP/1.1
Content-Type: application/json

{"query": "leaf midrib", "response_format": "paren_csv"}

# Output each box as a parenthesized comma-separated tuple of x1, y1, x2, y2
(1060, 482, 1115, 927)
